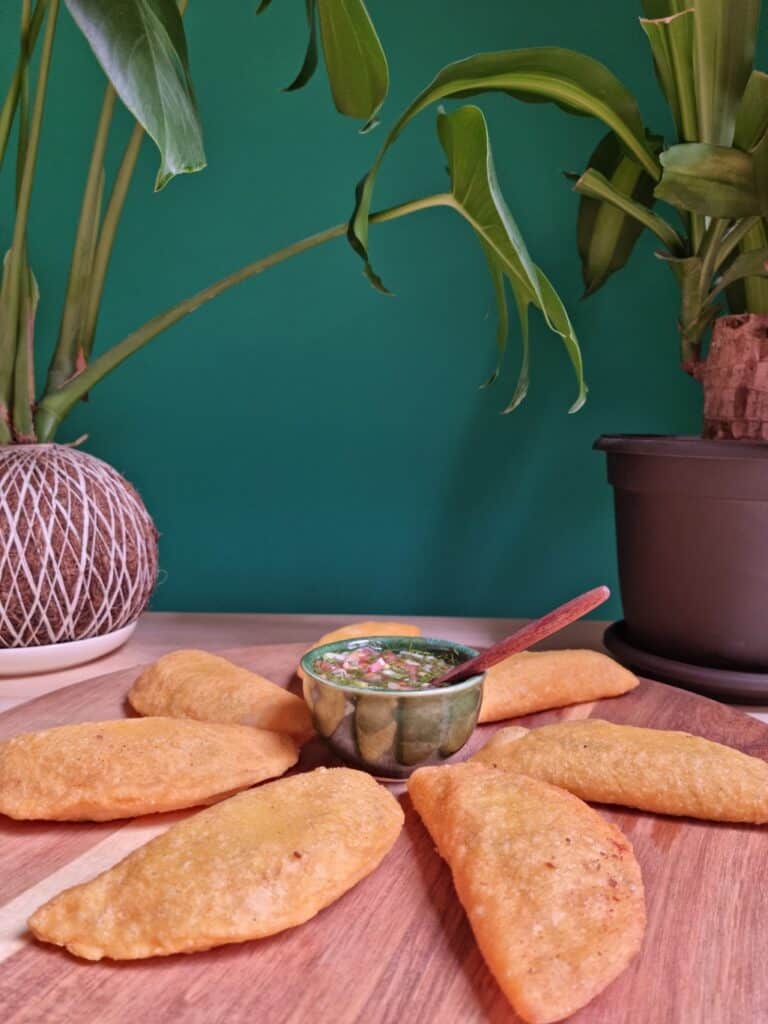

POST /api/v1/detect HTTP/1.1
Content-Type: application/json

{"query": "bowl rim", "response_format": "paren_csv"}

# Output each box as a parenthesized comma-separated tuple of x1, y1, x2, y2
(300, 635, 484, 698)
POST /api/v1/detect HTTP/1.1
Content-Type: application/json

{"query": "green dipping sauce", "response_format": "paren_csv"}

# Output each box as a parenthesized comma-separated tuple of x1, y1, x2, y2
(313, 642, 459, 691)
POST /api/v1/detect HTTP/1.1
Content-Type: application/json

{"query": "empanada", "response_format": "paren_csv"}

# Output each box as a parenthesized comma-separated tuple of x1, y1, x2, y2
(408, 763, 645, 1024)
(479, 649, 638, 723)
(0, 717, 297, 821)
(310, 620, 422, 647)
(29, 767, 404, 960)
(128, 649, 314, 744)
(473, 719, 768, 822)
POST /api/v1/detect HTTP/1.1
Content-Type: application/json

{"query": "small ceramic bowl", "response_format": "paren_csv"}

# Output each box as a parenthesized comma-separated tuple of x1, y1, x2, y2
(300, 636, 484, 779)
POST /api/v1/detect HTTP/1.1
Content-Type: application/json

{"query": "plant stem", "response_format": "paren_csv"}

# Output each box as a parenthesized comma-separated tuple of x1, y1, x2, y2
(697, 218, 729, 298)
(78, 120, 144, 361)
(45, 85, 116, 394)
(74, 0, 190, 364)
(11, 0, 36, 441)
(0, 0, 46, 175)
(34, 193, 451, 441)
(0, 0, 58, 441)
(15, 0, 32, 201)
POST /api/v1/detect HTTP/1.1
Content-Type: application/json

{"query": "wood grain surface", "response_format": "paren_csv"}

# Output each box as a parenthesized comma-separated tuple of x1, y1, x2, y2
(0, 642, 766, 1024)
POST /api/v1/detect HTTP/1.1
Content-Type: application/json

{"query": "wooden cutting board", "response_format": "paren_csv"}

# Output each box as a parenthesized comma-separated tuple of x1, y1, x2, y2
(0, 642, 766, 1024)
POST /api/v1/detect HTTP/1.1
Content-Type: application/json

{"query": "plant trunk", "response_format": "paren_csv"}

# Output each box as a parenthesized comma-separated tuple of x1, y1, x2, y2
(693, 313, 768, 440)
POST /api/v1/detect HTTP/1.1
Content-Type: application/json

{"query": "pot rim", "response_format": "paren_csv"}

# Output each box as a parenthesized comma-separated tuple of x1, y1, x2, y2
(594, 434, 768, 460)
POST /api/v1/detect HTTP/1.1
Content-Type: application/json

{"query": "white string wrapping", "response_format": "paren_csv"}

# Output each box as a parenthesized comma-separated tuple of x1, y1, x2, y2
(0, 445, 158, 648)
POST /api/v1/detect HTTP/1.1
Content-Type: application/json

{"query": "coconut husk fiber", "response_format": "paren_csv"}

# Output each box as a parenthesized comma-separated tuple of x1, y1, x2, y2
(0, 444, 158, 648)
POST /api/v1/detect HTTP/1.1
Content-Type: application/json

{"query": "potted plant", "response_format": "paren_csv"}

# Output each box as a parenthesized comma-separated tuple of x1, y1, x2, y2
(1, 0, 585, 665)
(342, 2, 768, 696)
(343, 2, 768, 696)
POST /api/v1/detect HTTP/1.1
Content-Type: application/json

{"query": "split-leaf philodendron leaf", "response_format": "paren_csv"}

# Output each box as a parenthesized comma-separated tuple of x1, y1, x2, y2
(317, 0, 388, 126)
(347, 47, 660, 292)
(64, 0, 206, 190)
(437, 105, 586, 413)
(260, 0, 388, 126)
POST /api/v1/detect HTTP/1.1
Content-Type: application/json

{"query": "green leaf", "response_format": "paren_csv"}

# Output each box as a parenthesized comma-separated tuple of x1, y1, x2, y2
(502, 275, 531, 412)
(572, 131, 664, 296)
(574, 166, 684, 253)
(64, 0, 206, 190)
(692, 0, 760, 147)
(640, 12, 697, 142)
(535, 267, 587, 413)
(348, 47, 660, 288)
(437, 106, 544, 307)
(284, 0, 319, 93)
(725, 219, 768, 313)
(656, 143, 760, 217)
(437, 105, 585, 412)
(734, 70, 768, 150)
(317, 0, 388, 126)
(713, 245, 768, 293)
(751, 128, 768, 216)
(479, 244, 509, 388)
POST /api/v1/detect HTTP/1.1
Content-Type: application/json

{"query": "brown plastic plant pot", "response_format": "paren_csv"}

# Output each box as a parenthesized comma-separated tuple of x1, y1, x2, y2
(594, 435, 768, 693)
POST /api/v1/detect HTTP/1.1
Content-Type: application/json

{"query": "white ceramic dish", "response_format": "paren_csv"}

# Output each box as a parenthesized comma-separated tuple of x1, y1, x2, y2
(0, 620, 138, 677)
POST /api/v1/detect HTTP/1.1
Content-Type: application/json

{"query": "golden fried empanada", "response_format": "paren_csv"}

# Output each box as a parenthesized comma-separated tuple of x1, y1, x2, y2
(128, 649, 314, 744)
(311, 620, 422, 647)
(29, 767, 404, 960)
(479, 649, 638, 723)
(0, 717, 297, 821)
(408, 763, 645, 1024)
(473, 719, 768, 823)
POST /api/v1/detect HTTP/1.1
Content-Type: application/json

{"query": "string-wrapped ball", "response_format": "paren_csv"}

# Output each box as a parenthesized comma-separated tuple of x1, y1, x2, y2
(0, 444, 158, 648)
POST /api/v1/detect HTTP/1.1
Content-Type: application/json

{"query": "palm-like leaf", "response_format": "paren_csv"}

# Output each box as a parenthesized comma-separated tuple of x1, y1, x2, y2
(641, 11, 697, 142)
(724, 220, 768, 314)
(735, 70, 768, 149)
(692, 0, 760, 147)
(571, 131, 665, 296)
(656, 143, 759, 217)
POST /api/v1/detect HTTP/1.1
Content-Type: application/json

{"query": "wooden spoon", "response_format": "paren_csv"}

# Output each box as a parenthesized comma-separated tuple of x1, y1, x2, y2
(432, 585, 611, 688)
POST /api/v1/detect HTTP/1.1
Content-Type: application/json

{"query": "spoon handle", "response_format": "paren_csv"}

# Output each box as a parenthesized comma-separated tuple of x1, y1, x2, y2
(433, 585, 611, 688)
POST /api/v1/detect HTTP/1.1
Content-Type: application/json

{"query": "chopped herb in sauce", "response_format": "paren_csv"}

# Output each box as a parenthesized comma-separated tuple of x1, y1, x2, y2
(313, 644, 458, 690)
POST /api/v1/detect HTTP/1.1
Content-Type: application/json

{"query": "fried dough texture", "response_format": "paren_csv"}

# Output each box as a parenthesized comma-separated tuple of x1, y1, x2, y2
(29, 767, 404, 960)
(128, 649, 314, 744)
(0, 717, 298, 821)
(478, 649, 638, 723)
(408, 763, 645, 1024)
(311, 621, 422, 647)
(473, 719, 768, 822)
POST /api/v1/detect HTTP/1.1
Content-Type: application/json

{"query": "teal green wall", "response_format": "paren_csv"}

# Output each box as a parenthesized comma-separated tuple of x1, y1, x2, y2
(1, 1, 713, 618)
